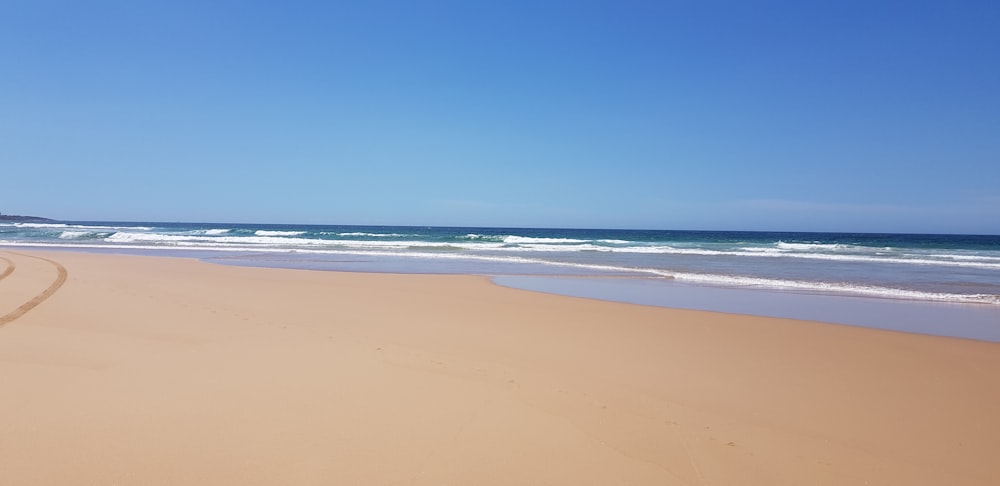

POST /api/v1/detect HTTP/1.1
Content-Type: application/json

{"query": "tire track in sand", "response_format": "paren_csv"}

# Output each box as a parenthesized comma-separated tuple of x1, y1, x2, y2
(0, 252, 68, 327)
(0, 256, 14, 281)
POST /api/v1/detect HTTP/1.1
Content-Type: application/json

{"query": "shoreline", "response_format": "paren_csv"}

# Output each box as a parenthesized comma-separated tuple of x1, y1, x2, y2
(1, 249, 999, 484)
(493, 275, 1000, 342)
(5, 244, 1000, 342)
(3, 223, 999, 308)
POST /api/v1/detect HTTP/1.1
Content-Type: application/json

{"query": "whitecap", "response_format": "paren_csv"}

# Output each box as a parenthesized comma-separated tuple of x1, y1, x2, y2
(503, 236, 589, 244)
(254, 230, 306, 236)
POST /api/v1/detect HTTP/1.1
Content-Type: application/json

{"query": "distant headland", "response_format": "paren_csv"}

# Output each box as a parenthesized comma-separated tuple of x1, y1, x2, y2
(0, 212, 55, 223)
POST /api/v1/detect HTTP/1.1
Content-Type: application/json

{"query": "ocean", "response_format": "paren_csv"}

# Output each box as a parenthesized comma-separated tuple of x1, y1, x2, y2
(3, 221, 999, 339)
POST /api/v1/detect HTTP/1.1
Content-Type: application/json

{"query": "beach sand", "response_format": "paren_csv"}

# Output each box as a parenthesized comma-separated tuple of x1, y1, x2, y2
(1, 250, 998, 485)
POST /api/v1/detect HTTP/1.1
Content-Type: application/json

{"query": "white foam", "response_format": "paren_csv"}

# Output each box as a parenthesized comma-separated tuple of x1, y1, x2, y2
(106, 232, 189, 243)
(623, 246, 727, 255)
(503, 236, 589, 244)
(610, 244, 1000, 270)
(15, 222, 155, 231)
(776, 241, 849, 251)
(485, 244, 728, 255)
(928, 253, 1000, 262)
(107, 232, 330, 246)
(747, 250, 1000, 270)
(336, 232, 410, 237)
(20, 229, 999, 271)
(14, 223, 69, 228)
(4, 239, 996, 305)
(459, 234, 505, 242)
(670, 272, 1000, 305)
(100, 232, 509, 251)
(58, 231, 95, 239)
(254, 230, 306, 236)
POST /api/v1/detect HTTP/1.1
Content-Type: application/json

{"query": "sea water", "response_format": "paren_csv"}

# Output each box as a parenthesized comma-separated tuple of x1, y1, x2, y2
(3, 221, 998, 339)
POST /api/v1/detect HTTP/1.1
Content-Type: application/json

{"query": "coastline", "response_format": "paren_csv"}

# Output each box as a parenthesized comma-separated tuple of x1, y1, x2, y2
(2, 249, 999, 485)
(4, 222, 999, 308)
(492, 275, 1000, 342)
(5, 243, 999, 341)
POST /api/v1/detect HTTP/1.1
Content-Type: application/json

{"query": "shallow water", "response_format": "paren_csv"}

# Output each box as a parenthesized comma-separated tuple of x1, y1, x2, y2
(492, 276, 1000, 342)
(4, 222, 999, 305)
(5, 240, 999, 342)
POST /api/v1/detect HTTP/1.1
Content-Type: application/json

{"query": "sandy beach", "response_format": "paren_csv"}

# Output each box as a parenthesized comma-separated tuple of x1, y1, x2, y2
(1, 249, 998, 485)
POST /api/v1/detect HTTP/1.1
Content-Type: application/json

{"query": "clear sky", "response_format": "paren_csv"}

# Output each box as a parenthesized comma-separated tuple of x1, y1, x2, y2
(2, 1, 998, 233)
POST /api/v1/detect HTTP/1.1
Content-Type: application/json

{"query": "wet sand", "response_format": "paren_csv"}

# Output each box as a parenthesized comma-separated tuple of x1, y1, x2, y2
(2, 249, 999, 485)
(492, 275, 1000, 341)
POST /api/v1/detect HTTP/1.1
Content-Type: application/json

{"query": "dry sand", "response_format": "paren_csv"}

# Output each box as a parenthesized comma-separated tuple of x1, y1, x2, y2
(1, 249, 998, 485)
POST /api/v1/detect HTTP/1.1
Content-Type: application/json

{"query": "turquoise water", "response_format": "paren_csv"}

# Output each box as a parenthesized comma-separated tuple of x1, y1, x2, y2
(3, 221, 998, 305)
(4, 221, 998, 340)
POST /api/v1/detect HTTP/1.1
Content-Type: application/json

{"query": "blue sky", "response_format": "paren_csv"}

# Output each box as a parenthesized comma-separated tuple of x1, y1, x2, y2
(2, 1, 998, 233)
